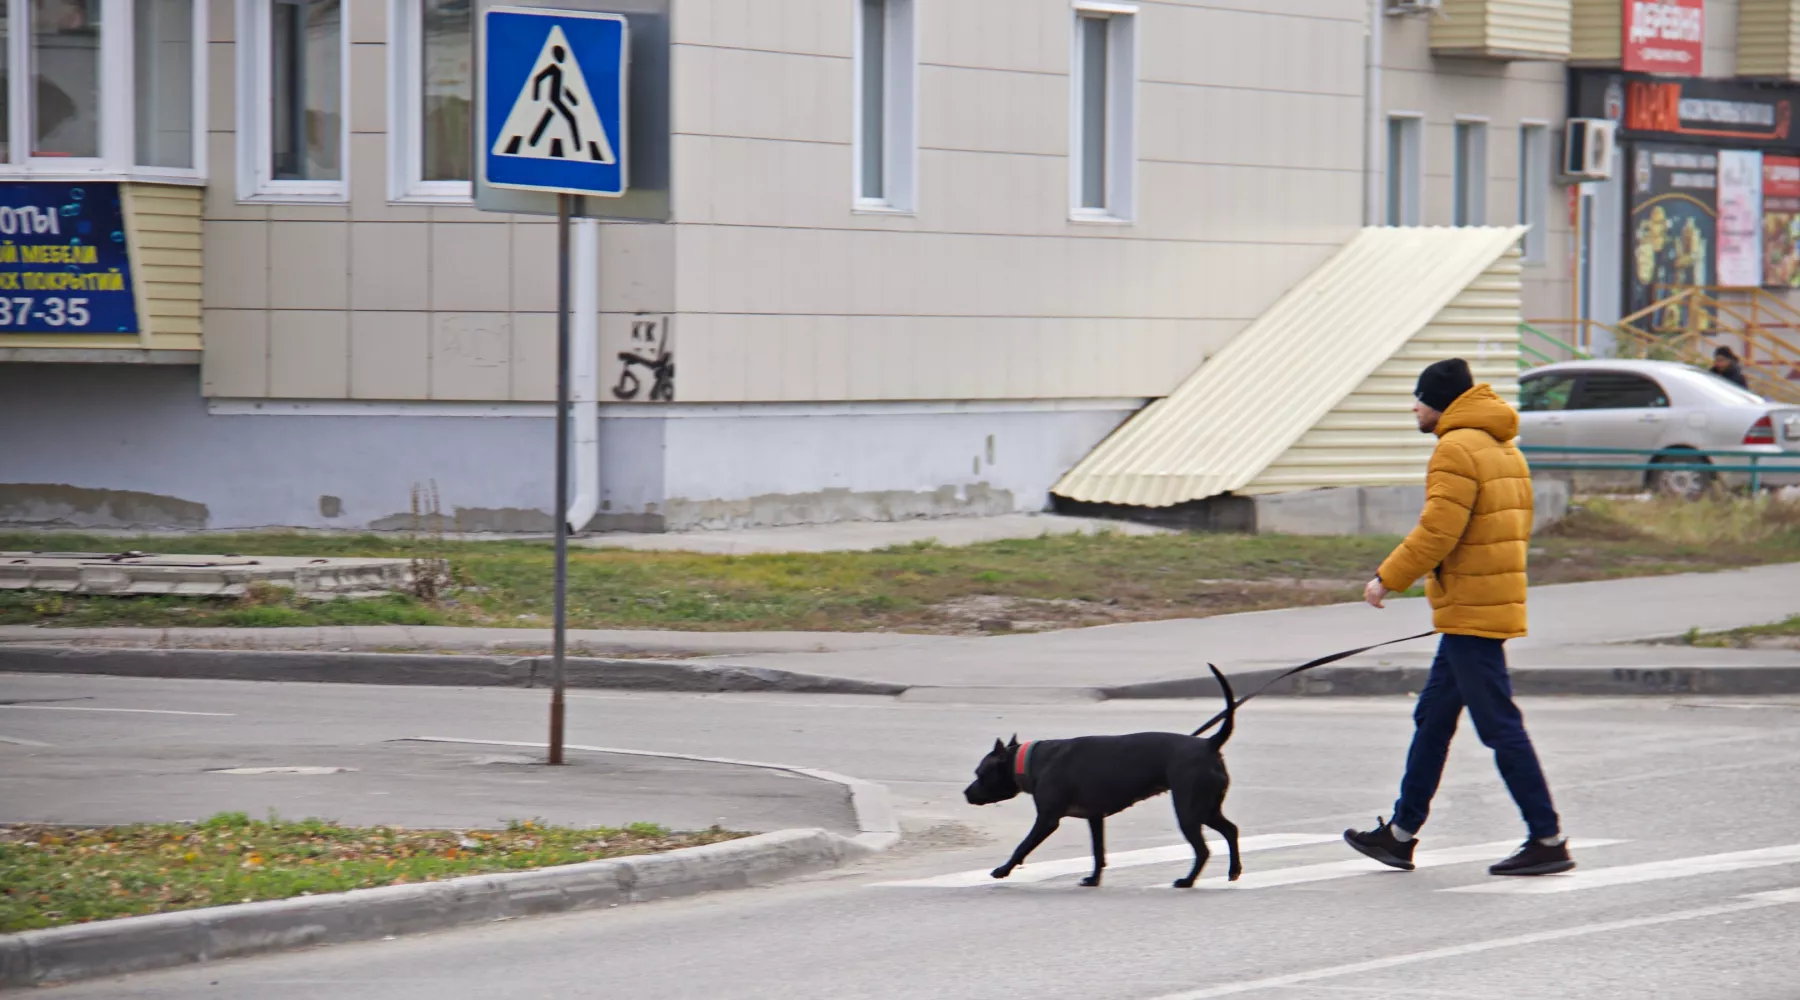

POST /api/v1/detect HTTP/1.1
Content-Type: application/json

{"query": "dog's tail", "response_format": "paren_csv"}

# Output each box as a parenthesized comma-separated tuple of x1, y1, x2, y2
(1204, 664, 1235, 752)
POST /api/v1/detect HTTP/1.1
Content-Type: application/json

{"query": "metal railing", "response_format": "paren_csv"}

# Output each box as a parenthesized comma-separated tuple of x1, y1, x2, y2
(1517, 321, 1591, 369)
(1518, 444, 1800, 493)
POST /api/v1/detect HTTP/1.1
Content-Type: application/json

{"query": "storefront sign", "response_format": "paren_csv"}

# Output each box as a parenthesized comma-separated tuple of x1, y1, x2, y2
(1628, 143, 1717, 318)
(1624, 0, 1705, 77)
(1763, 156, 1800, 288)
(0, 182, 137, 334)
(1625, 79, 1791, 144)
(1718, 150, 1763, 288)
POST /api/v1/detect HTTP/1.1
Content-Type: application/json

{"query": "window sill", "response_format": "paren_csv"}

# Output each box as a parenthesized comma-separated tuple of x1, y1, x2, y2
(852, 200, 915, 217)
(0, 169, 206, 187)
(238, 190, 352, 206)
(1068, 210, 1134, 226)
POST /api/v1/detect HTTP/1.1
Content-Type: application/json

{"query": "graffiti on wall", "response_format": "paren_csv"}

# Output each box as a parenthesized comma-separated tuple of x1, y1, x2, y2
(612, 315, 674, 401)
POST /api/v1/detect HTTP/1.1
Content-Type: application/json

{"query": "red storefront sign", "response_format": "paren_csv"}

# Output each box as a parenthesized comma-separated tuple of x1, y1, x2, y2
(1624, 0, 1705, 77)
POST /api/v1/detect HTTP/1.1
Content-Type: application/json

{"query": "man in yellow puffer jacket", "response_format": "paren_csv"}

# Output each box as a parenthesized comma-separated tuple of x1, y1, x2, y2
(1343, 358, 1574, 878)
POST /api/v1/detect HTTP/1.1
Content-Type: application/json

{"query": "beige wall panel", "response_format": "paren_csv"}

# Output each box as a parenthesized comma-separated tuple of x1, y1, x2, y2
(429, 313, 514, 400)
(200, 309, 269, 397)
(268, 222, 350, 310)
(202, 220, 268, 310)
(351, 223, 431, 311)
(350, 312, 430, 399)
(269, 311, 350, 398)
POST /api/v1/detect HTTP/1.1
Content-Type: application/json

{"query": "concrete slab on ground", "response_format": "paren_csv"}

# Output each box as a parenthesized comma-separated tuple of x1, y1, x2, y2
(0, 553, 410, 597)
(0, 734, 856, 836)
(573, 512, 1170, 554)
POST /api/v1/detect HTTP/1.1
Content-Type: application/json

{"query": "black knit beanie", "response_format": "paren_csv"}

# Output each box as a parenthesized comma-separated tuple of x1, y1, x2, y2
(1414, 358, 1474, 412)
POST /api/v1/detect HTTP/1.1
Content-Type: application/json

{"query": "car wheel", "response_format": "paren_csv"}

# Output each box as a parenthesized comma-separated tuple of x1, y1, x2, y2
(1649, 450, 1714, 500)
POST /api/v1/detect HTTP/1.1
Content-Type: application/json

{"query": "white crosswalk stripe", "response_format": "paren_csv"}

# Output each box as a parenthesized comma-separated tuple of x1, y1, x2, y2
(1172, 839, 1628, 891)
(874, 835, 1638, 891)
(871, 832, 1340, 888)
(1447, 842, 1800, 895)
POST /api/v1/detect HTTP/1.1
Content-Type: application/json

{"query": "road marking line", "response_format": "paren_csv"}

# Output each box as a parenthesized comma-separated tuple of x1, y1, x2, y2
(870, 833, 1342, 888)
(1168, 839, 1628, 891)
(1447, 842, 1800, 895)
(0, 735, 52, 747)
(0, 705, 234, 717)
(1146, 888, 1800, 999)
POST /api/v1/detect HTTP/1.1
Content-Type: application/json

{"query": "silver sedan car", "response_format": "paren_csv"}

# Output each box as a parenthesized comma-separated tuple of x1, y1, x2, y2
(1517, 359, 1800, 498)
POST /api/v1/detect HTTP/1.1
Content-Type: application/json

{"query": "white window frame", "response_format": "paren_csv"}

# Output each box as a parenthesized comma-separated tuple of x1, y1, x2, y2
(236, 0, 352, 203)
(388, 0, 471, 203)
(1452, 116, 1489, 227)
(852, 0, 916, 214)
(0, 0, 207, 183)
(1069, 1, 1137, 223)
(1385, 112, 1422, 226)
(1518, 120, 1550, 264)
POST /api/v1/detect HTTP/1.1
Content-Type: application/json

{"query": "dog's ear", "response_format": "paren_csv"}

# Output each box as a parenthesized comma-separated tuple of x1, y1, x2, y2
(992, 738, 1006, 754)
(1007, 734, 1019, 748)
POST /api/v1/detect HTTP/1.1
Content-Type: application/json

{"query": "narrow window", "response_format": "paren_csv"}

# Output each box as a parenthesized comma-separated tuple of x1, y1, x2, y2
(1453, 119, 1488, 226)
(1518, 123, 1549, 263)
(420, 0, 470, 182)
(270, 0, 342, 182)
(1071, 6, 1136, 221)
(1386, 115, 1421, 226)
(135, 0, 195, 168)
(32, 0, 103, 158)
(855, 0, 913, 211)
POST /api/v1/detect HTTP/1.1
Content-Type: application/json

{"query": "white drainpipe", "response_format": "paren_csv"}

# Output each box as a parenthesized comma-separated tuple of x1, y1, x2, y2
(1364, 0, 1384, 227)
(566, 218, 601, 535)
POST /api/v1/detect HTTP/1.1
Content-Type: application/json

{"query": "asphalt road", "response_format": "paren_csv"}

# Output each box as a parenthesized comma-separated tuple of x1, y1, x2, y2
(5, 672, 1800, 999)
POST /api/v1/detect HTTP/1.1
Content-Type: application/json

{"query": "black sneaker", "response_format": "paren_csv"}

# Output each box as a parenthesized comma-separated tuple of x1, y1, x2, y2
(1489, 839, 1575, 876)
(1343, 817, 1417, 871)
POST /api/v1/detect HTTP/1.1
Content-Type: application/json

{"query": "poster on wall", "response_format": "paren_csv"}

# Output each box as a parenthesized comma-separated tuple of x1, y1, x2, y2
(1718, 150, 1763, 288)
(1623, 0, 1706, 77)
(1764, 156, 1800, 288)
(0, 182, 138, 334)
(1628, 143, 1717, 321)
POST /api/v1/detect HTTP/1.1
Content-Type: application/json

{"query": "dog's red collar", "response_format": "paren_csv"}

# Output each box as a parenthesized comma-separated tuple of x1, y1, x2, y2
(1013, 741, 1035, 794)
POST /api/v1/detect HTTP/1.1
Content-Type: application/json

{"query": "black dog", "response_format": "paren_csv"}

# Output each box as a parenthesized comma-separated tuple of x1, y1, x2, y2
(963, 665, 1241, 889)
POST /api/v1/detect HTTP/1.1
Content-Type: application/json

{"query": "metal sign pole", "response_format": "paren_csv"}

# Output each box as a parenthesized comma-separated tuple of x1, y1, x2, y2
(550, 191, 572, 766)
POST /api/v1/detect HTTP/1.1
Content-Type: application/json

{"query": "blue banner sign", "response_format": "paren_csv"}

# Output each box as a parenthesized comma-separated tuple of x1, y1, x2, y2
(0, 182, 138, 334)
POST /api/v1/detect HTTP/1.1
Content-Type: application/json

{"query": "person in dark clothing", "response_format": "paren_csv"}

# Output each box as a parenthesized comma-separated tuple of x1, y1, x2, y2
(1711, 346, 1750, 389)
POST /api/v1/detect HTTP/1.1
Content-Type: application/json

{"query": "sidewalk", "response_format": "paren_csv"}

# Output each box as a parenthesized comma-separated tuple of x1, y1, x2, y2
(5, 563, 1798, 697)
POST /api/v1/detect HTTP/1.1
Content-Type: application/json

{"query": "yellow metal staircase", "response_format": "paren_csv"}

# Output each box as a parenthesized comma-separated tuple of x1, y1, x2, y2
(1522, 287, 1800, 404)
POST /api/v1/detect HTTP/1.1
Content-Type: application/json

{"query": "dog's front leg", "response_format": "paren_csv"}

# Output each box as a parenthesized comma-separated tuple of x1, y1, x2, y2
(992, 813, 1061, 880)
(1080, 816, 1106, 887)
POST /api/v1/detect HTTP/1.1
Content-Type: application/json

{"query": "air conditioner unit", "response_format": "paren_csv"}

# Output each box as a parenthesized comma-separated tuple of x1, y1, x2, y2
(1387, 0, 1443, 13)
(1562, 119, 1617, 181)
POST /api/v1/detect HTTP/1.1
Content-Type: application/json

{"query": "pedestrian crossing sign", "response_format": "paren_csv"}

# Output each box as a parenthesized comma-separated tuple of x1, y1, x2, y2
(481, 6, 629, 198)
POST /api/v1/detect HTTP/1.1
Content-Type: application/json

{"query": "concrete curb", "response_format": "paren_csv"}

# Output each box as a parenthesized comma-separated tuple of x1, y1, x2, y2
(0, 645, 906, 697)
(0, 742, 900, 990)
(7, 644, 1800, 701)
(0, 828, 859, 991)
(1100, 664, 1800, 700)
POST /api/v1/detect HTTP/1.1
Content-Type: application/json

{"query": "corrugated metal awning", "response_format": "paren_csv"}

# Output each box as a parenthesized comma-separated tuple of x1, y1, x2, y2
(1052, 226, 1526, 508)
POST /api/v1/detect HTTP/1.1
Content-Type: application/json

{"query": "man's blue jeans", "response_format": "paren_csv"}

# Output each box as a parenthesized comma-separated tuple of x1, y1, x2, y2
(1392, 633, 1561, 841)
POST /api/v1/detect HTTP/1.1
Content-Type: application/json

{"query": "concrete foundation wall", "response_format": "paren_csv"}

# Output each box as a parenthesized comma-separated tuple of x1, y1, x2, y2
(1, 366, 1138, 533)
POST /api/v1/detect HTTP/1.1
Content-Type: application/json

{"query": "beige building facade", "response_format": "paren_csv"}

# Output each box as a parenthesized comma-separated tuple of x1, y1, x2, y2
(2, 0, 1787, 531)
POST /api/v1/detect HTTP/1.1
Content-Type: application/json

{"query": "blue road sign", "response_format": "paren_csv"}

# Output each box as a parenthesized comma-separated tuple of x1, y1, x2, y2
(482, 7, 629, 198)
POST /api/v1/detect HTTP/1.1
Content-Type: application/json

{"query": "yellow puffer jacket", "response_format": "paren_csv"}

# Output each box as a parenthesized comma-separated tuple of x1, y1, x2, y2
(1377, 384, 1532, 639)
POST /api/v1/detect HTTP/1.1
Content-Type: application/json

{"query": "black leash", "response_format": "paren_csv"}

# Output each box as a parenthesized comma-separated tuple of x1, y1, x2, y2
(1190, 631, 1437, 737)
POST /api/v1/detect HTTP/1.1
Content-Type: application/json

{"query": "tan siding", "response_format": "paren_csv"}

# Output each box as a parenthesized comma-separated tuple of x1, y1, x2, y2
(1243, 253, 1523, 493)
(1051, 227, 1527, 507)
(1432, 0, 1572, 61)
(1738, 0, 1800, 78)
(122, 183, 205, 352)
(1570, 0, 1622, 63)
